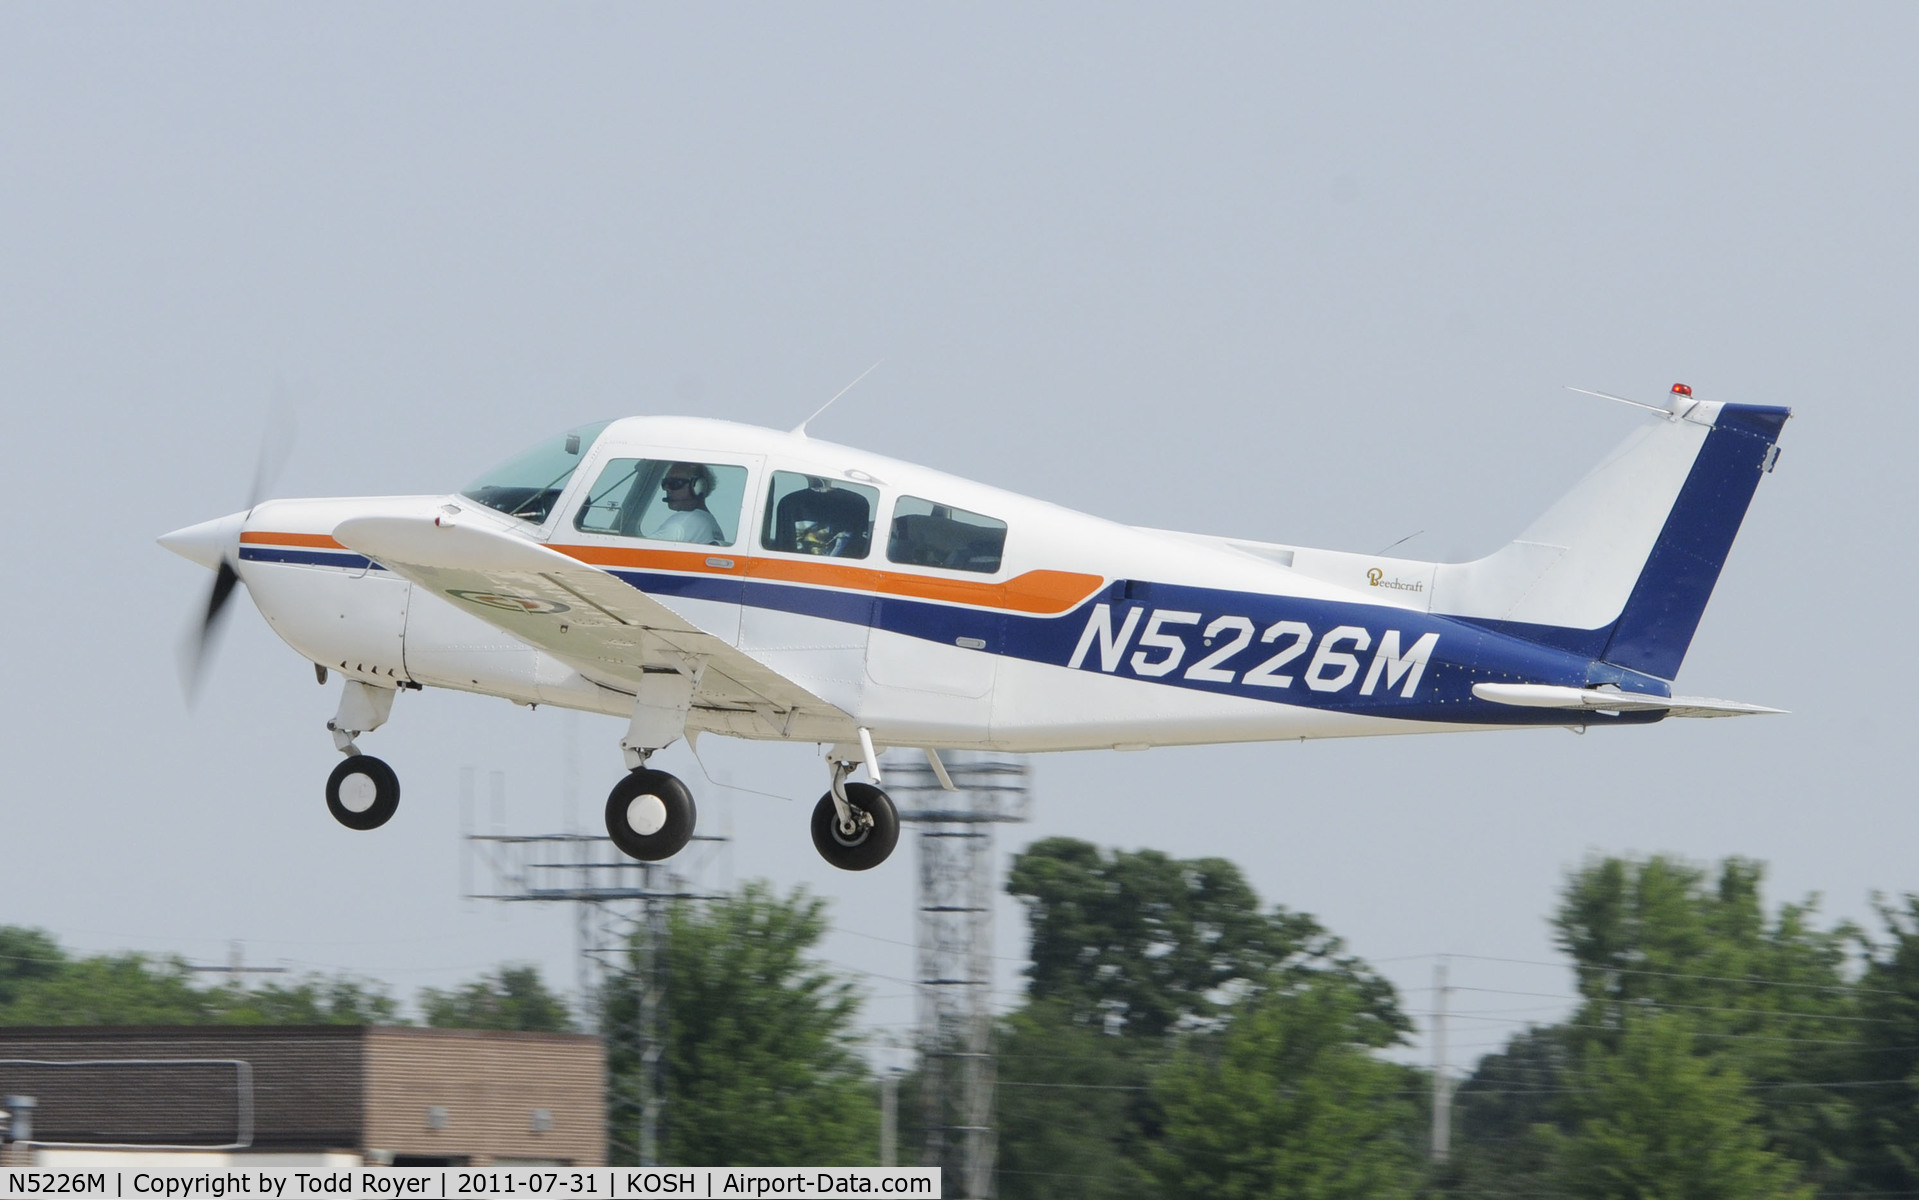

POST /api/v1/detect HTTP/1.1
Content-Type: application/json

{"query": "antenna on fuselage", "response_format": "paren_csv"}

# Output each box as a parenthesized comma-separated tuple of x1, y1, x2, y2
(1565, 384, 1693, 419)
(793, 359, 884, 437)
(1374, 530, 1425, 556)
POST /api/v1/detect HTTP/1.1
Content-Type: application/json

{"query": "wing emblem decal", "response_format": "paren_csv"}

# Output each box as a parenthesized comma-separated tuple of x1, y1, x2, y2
(446, 589, 571, 615)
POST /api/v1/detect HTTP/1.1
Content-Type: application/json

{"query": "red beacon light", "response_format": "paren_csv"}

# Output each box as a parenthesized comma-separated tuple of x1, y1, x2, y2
(1671, 383, 1693, 397)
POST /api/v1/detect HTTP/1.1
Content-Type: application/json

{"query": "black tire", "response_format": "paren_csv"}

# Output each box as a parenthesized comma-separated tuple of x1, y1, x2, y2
(605, 769, 697, 861)
(811, 782, 900, 871)
(326, 755, 400, 831)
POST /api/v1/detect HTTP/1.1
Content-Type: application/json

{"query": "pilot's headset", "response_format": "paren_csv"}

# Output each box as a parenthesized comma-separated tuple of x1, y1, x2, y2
(671, 463, 717, 500)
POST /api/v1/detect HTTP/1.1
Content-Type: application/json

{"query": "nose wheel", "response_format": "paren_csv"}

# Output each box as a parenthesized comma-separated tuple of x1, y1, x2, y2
(811, 781, 899, 871)
(326, 755, 400, 830)
(605, 768, 698, 861)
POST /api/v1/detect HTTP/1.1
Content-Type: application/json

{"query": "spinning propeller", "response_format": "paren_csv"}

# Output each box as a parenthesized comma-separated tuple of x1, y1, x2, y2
(161, 405, 296, 702)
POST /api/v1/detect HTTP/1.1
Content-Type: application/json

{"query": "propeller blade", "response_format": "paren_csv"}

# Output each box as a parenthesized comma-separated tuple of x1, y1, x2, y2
(248, 395, 298, 509)
(179, 560, 240, 703)
(171, 395, 298, 704)
(204, 559, 240, 630)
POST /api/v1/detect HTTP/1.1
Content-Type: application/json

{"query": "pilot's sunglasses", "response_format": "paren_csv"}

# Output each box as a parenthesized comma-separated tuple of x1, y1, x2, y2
(662, 478, 695, 491)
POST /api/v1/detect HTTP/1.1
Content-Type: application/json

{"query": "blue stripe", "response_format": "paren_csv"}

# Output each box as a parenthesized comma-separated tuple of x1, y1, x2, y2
(240, 547, 382, 571)
(605, 567, 1655, 726)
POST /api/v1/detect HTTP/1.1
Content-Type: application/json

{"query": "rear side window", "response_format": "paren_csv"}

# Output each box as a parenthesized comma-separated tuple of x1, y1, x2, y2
(761, 472, 879, 558)
(887, 496, 1007, 574)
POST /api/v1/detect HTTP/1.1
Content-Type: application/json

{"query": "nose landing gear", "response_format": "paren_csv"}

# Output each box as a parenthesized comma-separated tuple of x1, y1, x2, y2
(325, 678, 403, 831)
(326, 755, 400, 830)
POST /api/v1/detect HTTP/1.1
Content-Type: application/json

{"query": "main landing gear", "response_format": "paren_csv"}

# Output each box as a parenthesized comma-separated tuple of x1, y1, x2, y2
(810, 758, 899, 872)
(604, 767, 697, 861)
(602, 740, 900, 873)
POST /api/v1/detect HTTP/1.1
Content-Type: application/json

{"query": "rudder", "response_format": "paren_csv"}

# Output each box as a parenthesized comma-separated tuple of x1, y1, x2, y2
(1597, 402, 1789, 678)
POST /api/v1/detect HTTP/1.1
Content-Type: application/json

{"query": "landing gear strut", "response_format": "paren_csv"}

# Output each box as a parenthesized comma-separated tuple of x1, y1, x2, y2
(811, 758, 899, 872)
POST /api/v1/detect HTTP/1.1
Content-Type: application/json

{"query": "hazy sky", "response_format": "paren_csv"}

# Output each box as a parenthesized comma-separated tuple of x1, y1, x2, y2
(4, 5, 1915, 1075)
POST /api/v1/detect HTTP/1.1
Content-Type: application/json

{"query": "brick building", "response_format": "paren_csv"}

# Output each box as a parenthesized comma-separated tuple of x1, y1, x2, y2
(0, 1026, 603, 1168)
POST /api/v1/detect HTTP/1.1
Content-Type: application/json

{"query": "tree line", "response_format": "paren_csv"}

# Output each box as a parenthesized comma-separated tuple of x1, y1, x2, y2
(0, 928, 572, 1031)
(989, 842, 1919, 1200)
(7, 844, 1919, 1198)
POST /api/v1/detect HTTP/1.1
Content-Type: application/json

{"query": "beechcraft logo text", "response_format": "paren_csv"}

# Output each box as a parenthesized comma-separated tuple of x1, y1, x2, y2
(1367, 567, 1425, 593)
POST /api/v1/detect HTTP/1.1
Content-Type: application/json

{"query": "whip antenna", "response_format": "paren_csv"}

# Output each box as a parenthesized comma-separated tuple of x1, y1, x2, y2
(793, 359, 884, 436)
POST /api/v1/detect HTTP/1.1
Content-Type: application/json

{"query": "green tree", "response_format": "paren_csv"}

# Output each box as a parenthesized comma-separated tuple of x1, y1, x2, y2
(1551, 1011, 1812, 1200)
(421, 965, 572, 1031)
(996, 1001, 1157, 1200)
(1550, 854, 1857, 1185)
(0, 952, 216, 1025)
(0, 926, 403, 1027)
(605, 882, 876, 1166)
(999, 841, 1411, 1200)
(0, 927, 65, 1007)
(223, 975, 403, 1025)
(1007, 838, 1405, 1040)
(1145, 974, 1422, 1200)
(1847, 894, 1919, 1193)
(1447, 1025, 1574, 1199)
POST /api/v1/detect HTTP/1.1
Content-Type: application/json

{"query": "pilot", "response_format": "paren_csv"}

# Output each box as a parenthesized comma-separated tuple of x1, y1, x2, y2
(653, 463, 725, 545)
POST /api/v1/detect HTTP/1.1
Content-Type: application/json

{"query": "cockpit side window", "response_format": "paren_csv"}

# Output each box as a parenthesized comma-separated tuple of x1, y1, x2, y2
(460, 421, 613, 523)
(887, 496, 1007, 574)
(574, 458, 748, 546)
(761, 471, 879, 559)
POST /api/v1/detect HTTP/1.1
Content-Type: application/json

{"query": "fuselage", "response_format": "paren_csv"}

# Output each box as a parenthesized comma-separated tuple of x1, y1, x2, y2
(199, 415, 1678, 754)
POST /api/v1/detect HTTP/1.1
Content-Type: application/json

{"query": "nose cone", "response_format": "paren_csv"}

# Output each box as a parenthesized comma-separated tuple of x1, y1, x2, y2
(158, 510, 248, 571)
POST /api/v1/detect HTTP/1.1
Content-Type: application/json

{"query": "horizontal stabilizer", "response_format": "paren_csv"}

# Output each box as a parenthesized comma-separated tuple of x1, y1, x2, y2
(1471, 682, 1785, 719)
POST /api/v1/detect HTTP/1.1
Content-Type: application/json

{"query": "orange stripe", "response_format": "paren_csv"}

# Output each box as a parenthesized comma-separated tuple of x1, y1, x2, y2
(241, 531, 347, 549)
(550, 544, 1100, 616)
(551, 544, 749, 575)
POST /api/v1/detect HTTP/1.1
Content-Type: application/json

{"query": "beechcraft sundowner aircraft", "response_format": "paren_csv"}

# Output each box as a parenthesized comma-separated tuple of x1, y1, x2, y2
(161, 384, 1788, 872)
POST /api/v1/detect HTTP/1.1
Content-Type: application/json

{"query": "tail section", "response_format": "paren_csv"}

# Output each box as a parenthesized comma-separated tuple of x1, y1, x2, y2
(1431, 391, 1790, 680)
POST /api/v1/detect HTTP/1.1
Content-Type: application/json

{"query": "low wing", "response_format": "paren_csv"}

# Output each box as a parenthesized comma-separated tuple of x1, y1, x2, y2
(1472, 682, 1785, 719)
(334, 514, 843, 726)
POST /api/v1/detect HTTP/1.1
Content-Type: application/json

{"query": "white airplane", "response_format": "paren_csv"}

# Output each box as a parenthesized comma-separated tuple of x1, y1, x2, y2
(161, 384, 1789, 871)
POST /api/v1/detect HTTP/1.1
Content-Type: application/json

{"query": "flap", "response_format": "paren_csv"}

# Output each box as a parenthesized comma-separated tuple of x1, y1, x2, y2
(334, 514, 843, 721)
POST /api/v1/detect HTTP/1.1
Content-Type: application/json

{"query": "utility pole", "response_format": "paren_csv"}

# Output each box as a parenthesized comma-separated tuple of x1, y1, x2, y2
(879, 1071, 899, 1168)
(1431, 956, 1451, 1164)
(185, 941, 289, 981)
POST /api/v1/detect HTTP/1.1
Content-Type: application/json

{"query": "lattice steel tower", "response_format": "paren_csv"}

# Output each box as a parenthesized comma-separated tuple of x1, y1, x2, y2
(462, 768, 721, 1167)
(886, 751, 1030, 1200)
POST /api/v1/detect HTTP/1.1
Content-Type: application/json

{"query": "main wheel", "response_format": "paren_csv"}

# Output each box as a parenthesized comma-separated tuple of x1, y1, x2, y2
(605, 769, 697, 861)
(326, 755, 400, 830)
(811, 782, 900, 871)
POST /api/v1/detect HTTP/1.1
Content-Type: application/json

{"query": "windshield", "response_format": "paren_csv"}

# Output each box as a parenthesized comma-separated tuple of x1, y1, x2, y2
(460, 420, 613, 522)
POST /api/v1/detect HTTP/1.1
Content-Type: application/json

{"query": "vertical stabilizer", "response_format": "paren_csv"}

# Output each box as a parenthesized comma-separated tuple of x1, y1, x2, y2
(1430, 395, 1789, 680)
